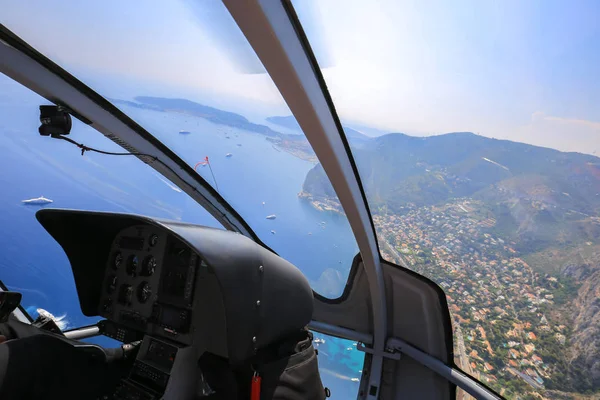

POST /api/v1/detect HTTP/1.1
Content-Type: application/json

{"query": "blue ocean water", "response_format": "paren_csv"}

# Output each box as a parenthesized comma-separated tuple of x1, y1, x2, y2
(119, 103, 359, 291)
(0, 76, 362, 397)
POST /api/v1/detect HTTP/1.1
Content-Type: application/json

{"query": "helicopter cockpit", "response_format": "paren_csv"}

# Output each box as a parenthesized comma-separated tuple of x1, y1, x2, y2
(0, 0, 501, 395)
(0, 0, 504, 396)
(0, 208, 323, 399)
(4, 1, 594, 400)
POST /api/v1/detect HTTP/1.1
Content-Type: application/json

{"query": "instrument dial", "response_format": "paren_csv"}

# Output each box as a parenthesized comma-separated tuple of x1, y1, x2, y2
(141, 256, 156, 276)
(102, 299, 113, 314)
(112, 251, 123, 270)
(126, 255, 138, 277)
(106, 275, 118, 294)
(137, 281, 152, 303)
(118, 284, 133, 305)
(149, 234, 159, 247)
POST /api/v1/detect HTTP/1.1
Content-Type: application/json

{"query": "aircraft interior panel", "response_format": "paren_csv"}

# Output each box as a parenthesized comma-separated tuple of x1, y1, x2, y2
(98, 226, 201, 346)
(33, 209, 315, 400)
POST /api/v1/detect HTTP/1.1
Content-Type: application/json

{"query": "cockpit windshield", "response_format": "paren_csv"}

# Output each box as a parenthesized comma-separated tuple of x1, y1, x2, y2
(1, 0, 359, 299)
(5, 1, 600, 398)
(294, 1, 600, 398)
(0, 72, 223, 329)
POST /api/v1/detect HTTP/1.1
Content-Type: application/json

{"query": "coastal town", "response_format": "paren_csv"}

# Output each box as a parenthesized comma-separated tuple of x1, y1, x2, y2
(368, 198, 576, 398)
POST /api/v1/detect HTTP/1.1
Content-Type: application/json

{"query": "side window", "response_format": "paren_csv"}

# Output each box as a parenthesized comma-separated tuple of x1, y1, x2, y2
(0, 73, 224, 329)
(312, 331, 365, 399)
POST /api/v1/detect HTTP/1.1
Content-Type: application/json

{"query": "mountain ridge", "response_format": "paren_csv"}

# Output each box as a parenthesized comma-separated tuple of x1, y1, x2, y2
(304, 131, 600, 215)
(301, 130, 600, 393)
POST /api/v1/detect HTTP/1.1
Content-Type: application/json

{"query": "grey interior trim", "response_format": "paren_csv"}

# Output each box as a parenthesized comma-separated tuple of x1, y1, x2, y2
(63, 325, 101, 340)
(0, 285, 30, 324)
(0, 38, 254, 240)
(388, 338, 501, 400)
(222, 1, 387, 397)
(308, 320, 373, 345)
(10, 309, 30, 324)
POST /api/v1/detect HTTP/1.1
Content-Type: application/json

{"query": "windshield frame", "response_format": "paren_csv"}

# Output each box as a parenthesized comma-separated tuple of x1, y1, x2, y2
(223, 0, 392, 396)
(282, 2, 381, 252)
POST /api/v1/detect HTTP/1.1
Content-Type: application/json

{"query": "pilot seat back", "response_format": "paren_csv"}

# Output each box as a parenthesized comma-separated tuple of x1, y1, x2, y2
(192, 228, 327, 399)
(198, 328, 326, 400)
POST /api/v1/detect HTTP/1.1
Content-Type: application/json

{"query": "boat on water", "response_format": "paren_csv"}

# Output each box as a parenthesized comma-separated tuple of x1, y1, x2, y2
(236, 143, 242, 147)
(271, 230, 276, 235)
(179, 130, 191, 134)
(36, 308, 68, 329)
(351, 378, 360, 382)
(22, 196, 53, 205)
(266, 214, 276, 220)
(226, 153, 233, 157)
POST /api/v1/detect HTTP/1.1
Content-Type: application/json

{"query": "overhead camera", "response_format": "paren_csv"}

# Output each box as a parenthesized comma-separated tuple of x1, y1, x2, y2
(39, 105, 72, 137)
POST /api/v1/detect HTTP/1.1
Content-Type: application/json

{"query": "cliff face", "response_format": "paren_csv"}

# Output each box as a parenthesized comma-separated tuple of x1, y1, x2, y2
(302, 164, 337, 199)
(563, 254, 600, 390)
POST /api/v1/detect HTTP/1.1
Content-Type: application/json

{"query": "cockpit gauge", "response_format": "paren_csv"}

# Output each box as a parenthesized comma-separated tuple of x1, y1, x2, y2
(118, 284, 134, 306)
(149, 234, 159, 247)
(113, 251, 123, 270)
(102, 299, 113, 314)
(126, 255, 139, 277)
(106, 275, 118, 294)
(141, 256, 156, 276)
(137, 282, 152, 303)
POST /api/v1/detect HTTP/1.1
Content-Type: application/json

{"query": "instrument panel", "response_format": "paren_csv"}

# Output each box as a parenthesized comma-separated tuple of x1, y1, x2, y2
(99, 225, 198, 343)
(36, 208, 315, 400)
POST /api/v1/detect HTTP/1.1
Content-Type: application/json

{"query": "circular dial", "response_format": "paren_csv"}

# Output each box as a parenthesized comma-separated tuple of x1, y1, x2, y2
(102, 299, 113, 314)
(118, 284, 133, 305)
(149, 234, 159, 247)
(137, 281, 152, 303)
(106, 275, 118, 294)
(126, 255, 138, 277)
(141, 256, 157, 276)
(112, 251, 123, 270)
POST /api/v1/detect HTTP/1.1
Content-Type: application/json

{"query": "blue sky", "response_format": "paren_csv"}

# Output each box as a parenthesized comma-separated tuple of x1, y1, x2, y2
(2, 0, 599, 154)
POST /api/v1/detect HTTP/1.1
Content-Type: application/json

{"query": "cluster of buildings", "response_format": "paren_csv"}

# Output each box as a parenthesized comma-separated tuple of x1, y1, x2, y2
(373, 198, 570, 395)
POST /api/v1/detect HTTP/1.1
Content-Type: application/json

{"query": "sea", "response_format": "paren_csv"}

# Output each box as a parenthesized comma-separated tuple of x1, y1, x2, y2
(0, 75, 362, 398)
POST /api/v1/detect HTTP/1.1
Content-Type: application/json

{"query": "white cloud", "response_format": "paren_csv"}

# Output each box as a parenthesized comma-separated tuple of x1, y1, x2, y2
(513, 112, 600, 155)
(532, 112, 600, 131)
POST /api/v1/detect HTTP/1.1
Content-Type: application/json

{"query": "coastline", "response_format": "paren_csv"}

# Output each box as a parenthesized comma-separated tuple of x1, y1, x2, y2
(298, 191, 345, 215)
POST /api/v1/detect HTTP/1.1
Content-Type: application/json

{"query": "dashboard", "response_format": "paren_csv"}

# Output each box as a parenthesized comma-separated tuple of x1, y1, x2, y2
(35, 209, 315, 400)
(98, 225, 199, 345)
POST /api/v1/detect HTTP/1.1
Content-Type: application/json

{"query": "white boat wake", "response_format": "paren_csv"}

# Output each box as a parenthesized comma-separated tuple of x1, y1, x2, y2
(21, 196, 53, 205)
(36, 308, 69, 330)
(154, 174, 182, 193)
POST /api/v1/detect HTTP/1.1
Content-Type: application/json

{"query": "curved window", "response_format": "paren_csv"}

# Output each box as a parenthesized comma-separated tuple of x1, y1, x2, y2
(294, 0, 600, 398)
(0, 73, 223, 328)
(2, 0, 359, 299)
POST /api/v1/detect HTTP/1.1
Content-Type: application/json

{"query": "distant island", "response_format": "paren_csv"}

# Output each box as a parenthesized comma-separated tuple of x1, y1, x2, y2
(112, 96, 283, 137)
(112, 97, 325, 163)
(111, 97, 375, 164)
